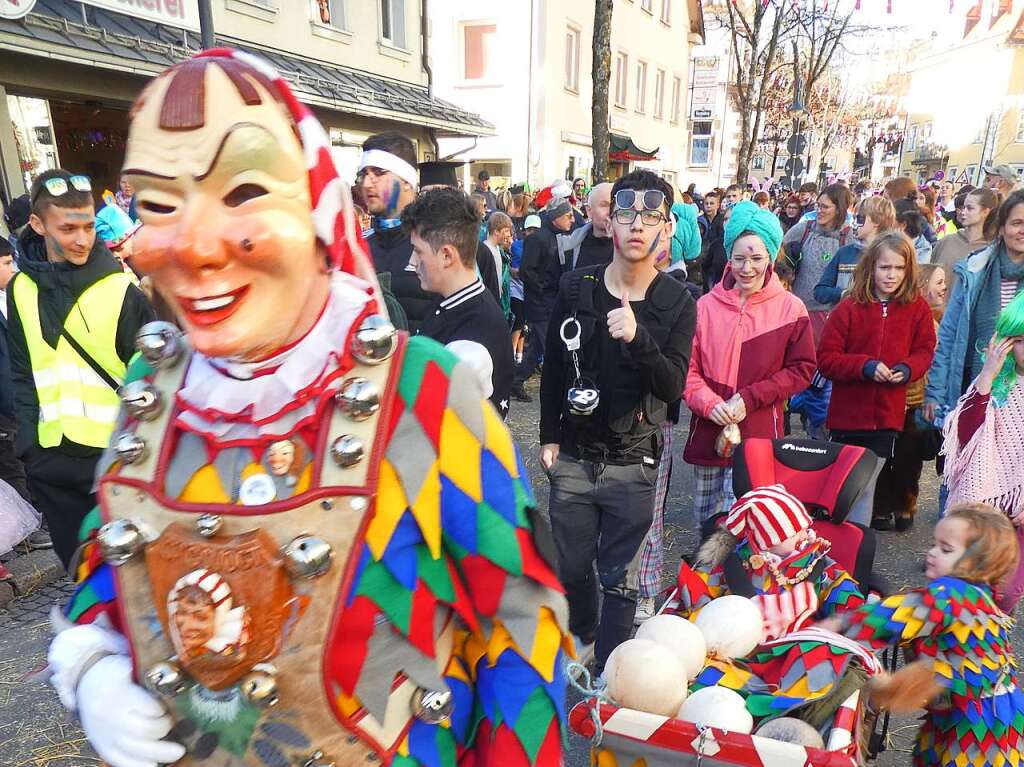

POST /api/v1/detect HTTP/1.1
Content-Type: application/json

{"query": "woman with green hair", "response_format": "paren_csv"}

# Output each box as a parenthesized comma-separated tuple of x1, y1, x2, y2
(941, 290, 1024, 611)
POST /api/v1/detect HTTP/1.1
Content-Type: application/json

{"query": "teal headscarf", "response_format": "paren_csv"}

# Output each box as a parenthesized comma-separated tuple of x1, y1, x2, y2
(670, 202, 701, 264)
(724, 200, 784, 262)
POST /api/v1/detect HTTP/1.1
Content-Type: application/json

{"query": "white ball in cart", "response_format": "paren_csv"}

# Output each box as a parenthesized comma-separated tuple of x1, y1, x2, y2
(755, 717, 825, 749)
(677, 686, 754, 733)
(693, 595, 764, 660)
(634, 614, 707, 679)
(603, 638, 688, 717)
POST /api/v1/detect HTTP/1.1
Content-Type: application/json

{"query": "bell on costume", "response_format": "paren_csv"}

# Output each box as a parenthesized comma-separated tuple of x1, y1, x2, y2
(135, 321, 187, 369)
(351, 314, 397, 365)
(335, 378, 380, 421)
(119, 380, 163, 421)
(97, 518, 146, 566)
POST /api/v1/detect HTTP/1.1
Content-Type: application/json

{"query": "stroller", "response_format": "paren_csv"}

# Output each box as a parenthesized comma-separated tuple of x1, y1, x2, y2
(569, 437, 893, 766)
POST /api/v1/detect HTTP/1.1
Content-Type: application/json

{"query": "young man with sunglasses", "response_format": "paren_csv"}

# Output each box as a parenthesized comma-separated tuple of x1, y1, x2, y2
(539, 170, 696, 671)
(6, 169, 153, 569)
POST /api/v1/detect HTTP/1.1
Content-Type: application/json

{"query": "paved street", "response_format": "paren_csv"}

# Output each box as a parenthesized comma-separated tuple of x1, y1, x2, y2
(0, 380, 1018, 766)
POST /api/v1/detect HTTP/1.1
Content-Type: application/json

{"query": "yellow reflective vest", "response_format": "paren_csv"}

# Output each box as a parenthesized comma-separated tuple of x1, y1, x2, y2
(11, 272, 130, 448)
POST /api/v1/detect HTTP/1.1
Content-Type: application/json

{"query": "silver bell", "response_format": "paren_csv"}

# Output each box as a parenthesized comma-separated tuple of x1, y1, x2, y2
(301, 751, 335, 767)
(113, 431, 148, 465)
(335, 378, 380, 421)
(97, 518, 146, 566)
(144, 660, 188, 697)
(329, 435, 364, 468)
(239, 669, 279, 708)
(351, 315, 397, 366)
(196, 514, 223, 537)
(135, 321, 186, 369)
(119, 380, 163, 422)
(411, 688, 453, 724)
(283, 535, 333, 579)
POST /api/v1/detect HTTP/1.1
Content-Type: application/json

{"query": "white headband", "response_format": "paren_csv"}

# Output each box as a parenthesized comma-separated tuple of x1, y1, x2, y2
(358, 149, 418, 188)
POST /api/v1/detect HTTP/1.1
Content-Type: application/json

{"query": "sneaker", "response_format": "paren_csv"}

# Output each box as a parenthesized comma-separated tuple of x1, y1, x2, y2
(634, 597, 657, 624)
(23, 529, 53, 550)
(511, 384, 533, 403)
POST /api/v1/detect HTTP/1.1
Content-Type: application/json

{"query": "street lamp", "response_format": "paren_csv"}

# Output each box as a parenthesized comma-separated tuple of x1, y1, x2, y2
(788, 41, 807, 186)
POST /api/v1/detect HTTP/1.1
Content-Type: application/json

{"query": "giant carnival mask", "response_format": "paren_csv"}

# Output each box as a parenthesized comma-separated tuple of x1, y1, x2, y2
(125, 53, 349, 361)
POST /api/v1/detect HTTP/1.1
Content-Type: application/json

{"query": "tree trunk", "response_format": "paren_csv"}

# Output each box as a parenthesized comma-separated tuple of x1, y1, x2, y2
(592, 0, 614, 184)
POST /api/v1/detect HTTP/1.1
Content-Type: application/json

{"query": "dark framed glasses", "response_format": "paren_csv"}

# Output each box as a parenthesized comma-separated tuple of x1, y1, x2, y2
(613, 188, 667, 225)
(853, 213, 867, 227)
(32, 174, 91, 204)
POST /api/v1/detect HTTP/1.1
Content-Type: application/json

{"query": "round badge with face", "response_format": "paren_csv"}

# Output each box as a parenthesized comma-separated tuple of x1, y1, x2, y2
(167, 569, 251, 663)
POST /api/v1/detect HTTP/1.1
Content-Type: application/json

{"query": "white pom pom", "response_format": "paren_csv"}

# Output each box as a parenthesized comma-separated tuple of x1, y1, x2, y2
(677, 686, 753, 733)
(755, 717, 825, 749)
(694, 595, 764, 660)
(635, 614, 707, 679)
(604, 638, 688, 717)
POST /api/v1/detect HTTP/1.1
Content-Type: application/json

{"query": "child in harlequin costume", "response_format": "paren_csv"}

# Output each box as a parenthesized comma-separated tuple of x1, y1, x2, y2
(673, 485, 876, 725)
(830, 503, 1024, 767)
(45, 50, 569, 767)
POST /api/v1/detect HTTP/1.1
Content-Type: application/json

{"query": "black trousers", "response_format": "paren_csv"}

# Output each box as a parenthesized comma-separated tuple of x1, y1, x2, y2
(0, 416, 31, 502)
(547, 453, 656, 669)
(512, 319, 548, 387)
(25, 449, 98, 570)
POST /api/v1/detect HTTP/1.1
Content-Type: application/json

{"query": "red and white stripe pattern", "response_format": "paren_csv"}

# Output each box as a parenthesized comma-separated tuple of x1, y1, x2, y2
(569, 695, 861, 767)
(753, 581, 818, 640)
(725, 485, 813, 555)
(194, 49, 381, 306)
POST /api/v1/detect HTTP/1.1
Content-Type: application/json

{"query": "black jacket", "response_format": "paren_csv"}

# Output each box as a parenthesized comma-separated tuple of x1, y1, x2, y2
(418, 280, 513, 419)
(539, 265, 696, 464)
(367, 224, 499, 334)
(701, 215, 727, 291)
(0, 307, 12, 421)
(7, 230, 154, 458)
(518, 220, 562, 322)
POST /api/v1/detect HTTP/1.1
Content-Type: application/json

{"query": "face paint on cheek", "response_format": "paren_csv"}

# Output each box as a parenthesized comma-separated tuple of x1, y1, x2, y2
(387, 180, 401, 215)
(46, 235, 66, 259)
(646, 232, 661, 257)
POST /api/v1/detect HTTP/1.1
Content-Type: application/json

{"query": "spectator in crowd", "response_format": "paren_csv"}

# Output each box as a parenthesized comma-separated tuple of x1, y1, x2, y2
(114, 174, 135, 218)
(783, 183, 855, 343)
(684, 201, 815, 527)
(723, 184, 743, 206)
(895, 201, 933, 263)
(473, 169, 498, 213)
(572, 177, 587, 215)
(540, 170, 695, 671)
(404, 188, 513, 419)
(753, 191, 771, 209)
(507, 188, 532, 239)
(635, 200, 702, 623)
(553, 182, 613, 276)
(818, 232, 936, 530)
(777, 194, 803, 233)
(798, 182, 819, 216)
(940, 292, 1024, 612)
(697, 190, 721, 239)
(511, 199, 575, 402)
(918, 186, 940, 244)
(0, 240, 30, 505)
(509, 214, 541, 364)
(931, 187, 999, 291)
(7, 170, 154, 568)
(701, 199, 735, 291)
(925, 190, 1024, 442)
(937, 179, 956, 213)
(483, 211, 514, 318)
(883, 176, 918, 206)
(852, 179, 872, 207)
(815, 195, 897, 308)
(985, 164, 1018, 199)
(3, 194, 30, 261)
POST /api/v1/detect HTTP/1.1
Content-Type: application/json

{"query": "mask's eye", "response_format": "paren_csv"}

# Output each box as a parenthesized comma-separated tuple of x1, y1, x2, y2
(139, 201, 177, 215)
(224, 183, 268, 208)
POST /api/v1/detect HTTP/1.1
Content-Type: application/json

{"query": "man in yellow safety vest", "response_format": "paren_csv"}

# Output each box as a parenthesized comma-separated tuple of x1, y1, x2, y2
(6, 170, 153, 569)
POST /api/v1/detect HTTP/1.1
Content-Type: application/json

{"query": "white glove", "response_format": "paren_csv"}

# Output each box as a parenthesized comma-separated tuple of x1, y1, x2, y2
(77, 654, 186, 767)
(445, 340, 494, 399)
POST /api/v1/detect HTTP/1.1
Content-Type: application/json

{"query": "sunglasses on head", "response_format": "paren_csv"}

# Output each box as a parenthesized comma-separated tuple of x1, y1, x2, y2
(614, 189, 666, 212)
(32, 175, 91, 204)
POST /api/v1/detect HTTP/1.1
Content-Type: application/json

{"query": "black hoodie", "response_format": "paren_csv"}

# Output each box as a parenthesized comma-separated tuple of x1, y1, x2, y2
(7, 229, 154, 458)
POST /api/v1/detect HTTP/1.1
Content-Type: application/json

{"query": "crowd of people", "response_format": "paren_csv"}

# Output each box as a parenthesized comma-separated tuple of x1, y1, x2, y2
(0, 75, 1023, 765)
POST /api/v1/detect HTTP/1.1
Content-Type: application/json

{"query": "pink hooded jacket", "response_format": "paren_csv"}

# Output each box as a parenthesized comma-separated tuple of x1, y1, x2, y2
(683, 267, 816, 466)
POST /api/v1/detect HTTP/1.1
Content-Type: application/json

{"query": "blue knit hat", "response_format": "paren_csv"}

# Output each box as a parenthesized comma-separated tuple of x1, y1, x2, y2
(95, 204, 140, 249)
(724, 200, 784, 262)
(670, 202, 701, 264)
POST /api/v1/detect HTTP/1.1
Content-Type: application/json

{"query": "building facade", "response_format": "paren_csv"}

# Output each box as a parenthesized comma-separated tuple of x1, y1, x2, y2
(896, 0, 1024, 186)
(0, 0, 491, 207)
(429, 0, 704, 191)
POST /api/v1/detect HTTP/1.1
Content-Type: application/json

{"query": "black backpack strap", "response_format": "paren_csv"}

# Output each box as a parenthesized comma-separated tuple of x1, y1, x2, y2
(61, 328, 120, 392)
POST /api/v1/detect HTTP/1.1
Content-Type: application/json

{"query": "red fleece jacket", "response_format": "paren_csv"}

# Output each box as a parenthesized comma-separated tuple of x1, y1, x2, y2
(817, 296, 936, 432)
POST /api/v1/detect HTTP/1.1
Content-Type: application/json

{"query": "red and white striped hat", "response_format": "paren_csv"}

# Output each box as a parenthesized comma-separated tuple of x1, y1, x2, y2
(724, 484, 812, 555)
(192, 49, 379, 300)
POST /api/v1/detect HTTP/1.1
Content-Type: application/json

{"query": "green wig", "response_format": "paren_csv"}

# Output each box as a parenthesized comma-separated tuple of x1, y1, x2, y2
(989, 291, 1024, 406)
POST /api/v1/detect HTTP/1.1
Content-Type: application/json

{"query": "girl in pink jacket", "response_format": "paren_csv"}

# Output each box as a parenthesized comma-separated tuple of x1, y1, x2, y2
(684, 201, 817, 525)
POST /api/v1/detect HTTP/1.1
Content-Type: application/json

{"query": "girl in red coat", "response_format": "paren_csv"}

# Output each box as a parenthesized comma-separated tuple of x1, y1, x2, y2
(817, 231, 937, 530)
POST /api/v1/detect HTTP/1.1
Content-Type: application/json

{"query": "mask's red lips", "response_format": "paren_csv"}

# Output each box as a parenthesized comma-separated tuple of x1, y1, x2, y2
(178, 285, 249, 327)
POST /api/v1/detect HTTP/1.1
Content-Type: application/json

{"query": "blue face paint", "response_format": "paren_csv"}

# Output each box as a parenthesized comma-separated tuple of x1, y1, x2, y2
(647, 232, 662, 258)
(386, 180, 401, 216)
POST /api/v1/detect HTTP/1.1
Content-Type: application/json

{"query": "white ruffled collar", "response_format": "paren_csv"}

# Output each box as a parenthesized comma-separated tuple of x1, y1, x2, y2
(176, 273, 371, 430)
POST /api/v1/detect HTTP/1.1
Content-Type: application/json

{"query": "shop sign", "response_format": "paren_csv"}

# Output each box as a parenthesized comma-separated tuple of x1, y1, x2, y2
(692, 109, 712, 119)
(0, 0, 37, 20)
(692, 57, 719, 88)
(79, 0, 200, 31)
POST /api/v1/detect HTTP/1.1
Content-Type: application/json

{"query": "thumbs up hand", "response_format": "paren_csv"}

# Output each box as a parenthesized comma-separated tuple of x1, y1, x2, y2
(607, 293, 638, 343)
